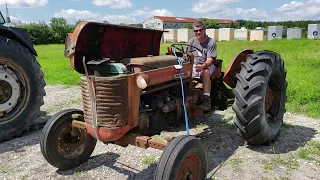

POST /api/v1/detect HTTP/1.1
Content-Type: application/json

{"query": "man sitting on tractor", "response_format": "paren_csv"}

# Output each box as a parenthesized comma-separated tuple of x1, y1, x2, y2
(187, 20, 217, 111)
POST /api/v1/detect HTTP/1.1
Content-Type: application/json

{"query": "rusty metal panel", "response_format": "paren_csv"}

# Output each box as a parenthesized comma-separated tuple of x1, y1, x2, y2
(65, 21, 165, 74)
(80, 75, 129, 127)
(223, 49, 254, 88)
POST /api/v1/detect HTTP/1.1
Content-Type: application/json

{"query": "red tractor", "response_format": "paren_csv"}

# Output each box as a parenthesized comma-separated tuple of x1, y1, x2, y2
(40, 21, 287, 179)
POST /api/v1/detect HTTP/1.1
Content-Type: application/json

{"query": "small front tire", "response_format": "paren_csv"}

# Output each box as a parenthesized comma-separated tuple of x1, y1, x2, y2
(40, 109, 97, 170)
(154, 135, 208, 180)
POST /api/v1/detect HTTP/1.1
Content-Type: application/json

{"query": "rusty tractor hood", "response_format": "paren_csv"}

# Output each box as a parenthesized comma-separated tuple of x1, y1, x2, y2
(64, 21, 166, 74)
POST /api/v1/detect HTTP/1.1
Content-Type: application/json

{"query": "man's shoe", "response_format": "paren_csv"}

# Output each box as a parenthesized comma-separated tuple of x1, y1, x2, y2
(201, 95, 211, 111)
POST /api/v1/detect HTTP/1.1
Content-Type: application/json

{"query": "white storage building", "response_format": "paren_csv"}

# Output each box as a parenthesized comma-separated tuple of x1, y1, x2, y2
(287, 27, 306, 39)
(250, 29, 267, 41)
(218, 28, 235, 41)
(163, 29, 178, 42)
(206, 29, 219, 41)
(307, 24, 320, 39)
(268, 26, 287, 40)
(234, 28, 250, 40)
(177, 28, 193, 42)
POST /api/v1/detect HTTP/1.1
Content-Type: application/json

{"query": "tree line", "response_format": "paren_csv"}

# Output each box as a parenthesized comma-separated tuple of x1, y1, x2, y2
(185, 18, 320, 29)
(10, 17, 143, 45)
(9, 17, 320, 45)
(11, 17, 82, 45)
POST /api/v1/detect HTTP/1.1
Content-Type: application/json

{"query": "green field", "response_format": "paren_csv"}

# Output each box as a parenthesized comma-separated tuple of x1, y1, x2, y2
(35, 39, 320, 118)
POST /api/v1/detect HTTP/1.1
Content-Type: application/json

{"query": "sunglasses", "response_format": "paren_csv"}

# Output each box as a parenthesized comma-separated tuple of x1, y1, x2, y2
(194, 29, 203, 33)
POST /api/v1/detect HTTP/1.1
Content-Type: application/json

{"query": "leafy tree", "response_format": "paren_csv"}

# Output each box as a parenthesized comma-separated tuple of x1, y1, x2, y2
(184, 23, 193, 29)
(49, 17, 74, 44)
(119, 22, 143, 28)
(198, 18, 219, 29)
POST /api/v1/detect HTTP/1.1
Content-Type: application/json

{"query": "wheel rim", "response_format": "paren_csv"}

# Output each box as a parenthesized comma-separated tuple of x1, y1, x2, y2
(0, 59, 28, 123)
(265, 73, 282, 126)
(177, 152, 202, 180)
(57, 124, 88, 159)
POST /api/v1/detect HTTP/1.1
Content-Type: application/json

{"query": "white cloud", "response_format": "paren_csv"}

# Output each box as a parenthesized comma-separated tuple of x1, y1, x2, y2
(277, 1, 304, 12)
(54, 9, 99, 20)
(148, 9, 174, 16)
(276, 0, 320, 20)
(192, 0, 241, 13)
(193, 5, 269, 21)
(191, 0, 270, 21)
(191, 0, 320, 21)
(9, 15, 36, 24)
(54, 9, 137, 24)
(129, 10, 145, 16)
(91, 0, 133, 9)
(0, 0, 48, 8)
(53, 8, 174, 24)
(235, 8, 269, 20)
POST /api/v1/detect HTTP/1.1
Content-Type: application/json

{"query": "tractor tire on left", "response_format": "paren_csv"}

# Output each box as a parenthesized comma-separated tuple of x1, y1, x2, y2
(154, 135, 208, 180)
(0, 36, 46, 142)
(40, 109, 97, 170)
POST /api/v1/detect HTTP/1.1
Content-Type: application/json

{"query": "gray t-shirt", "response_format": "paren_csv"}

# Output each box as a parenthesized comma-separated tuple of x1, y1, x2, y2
(187, 36, 217, 65)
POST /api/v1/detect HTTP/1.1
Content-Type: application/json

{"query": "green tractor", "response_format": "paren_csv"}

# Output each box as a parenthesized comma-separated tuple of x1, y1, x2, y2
(0, 11, 46, 142)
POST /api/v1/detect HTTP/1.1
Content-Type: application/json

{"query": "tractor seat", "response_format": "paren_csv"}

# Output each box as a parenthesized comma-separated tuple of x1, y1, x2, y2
(120, 55, 179, 73)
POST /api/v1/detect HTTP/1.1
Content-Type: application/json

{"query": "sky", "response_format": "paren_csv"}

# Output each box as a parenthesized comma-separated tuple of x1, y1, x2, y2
(0, 0, 319, 25)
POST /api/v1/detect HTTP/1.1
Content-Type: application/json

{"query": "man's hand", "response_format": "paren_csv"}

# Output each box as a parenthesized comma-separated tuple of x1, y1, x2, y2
(195, 64, 206, 72)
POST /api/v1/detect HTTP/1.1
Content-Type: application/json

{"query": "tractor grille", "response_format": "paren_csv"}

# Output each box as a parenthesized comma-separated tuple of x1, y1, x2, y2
(80, 75, 128, 128)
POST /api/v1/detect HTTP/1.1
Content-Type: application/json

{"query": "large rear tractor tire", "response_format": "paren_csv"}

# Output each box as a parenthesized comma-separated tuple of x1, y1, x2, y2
(232, 51, 287, 145)
(0, 36, 46, 142)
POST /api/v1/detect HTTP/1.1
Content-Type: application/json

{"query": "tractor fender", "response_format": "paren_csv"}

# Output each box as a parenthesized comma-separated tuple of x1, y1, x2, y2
(223, 49, 254, 88)
(0, 26, 37, 56)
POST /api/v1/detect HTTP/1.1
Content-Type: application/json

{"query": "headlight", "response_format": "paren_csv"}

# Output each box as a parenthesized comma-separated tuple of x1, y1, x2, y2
(136, 74, 149, 89)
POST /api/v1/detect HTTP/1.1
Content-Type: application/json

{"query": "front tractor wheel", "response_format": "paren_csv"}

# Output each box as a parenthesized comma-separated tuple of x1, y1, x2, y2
(232, 51, 287, 145)
(40, 109, 97, 170)
(154, 135, 208, 180)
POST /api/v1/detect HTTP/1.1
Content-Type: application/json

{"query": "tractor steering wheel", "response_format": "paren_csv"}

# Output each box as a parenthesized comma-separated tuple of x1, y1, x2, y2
(170, 44, 203, 63)
(170, 43, 202, 55)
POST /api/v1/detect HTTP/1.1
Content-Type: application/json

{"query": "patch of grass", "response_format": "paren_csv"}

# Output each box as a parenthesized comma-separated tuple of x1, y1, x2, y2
(35, 39, 320, 118)
(0, 169, 7, 173)
(274, 177, 290, 180)
(35, 44, 81, 86)
(271, 153, 299, 170)
(264, 164, 273, 171)
(20, 175, 27, 180)
(46, 97, 83, 113)
(214, 116, 235, 129)
(74, 171, 82, 176)
(227, 155, 242, 171)
(298, 140, 320, 162)
(142, 156, 156, 165)
(261, 159, 273, 173)
(281, 123, 291, 129)
(151, 135, 166, 142)
(196, 123, 207, 129)
(70, 98, 83, 104)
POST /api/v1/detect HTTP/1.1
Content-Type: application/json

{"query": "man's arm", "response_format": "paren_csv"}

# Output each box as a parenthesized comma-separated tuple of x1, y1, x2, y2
(203, 41, 217, 68)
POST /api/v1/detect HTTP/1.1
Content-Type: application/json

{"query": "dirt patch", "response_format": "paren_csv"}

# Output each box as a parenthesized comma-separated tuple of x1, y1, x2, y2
(0, 85, 319, 180)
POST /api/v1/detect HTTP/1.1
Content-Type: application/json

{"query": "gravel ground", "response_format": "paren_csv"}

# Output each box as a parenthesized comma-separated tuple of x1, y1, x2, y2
(0, 85, 319, 180)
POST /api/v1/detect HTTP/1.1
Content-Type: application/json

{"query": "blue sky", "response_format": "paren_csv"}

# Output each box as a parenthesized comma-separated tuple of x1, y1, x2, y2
(0, 0, 319, 24)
